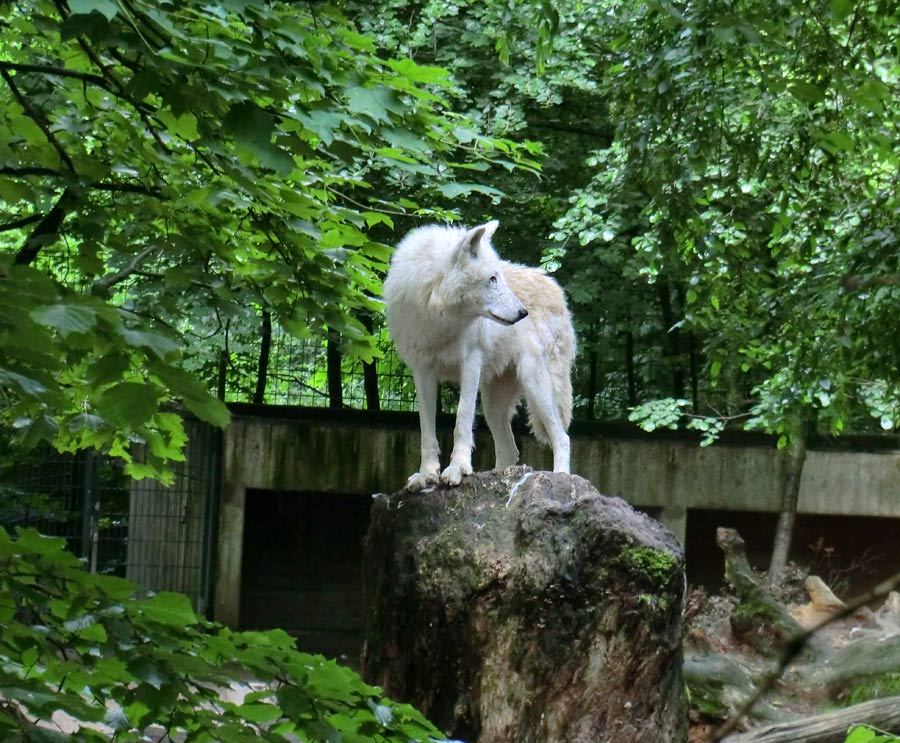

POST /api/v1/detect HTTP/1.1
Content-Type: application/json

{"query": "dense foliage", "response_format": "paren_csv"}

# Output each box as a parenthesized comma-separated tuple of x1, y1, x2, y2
(6, 1, 897, 453)
(318, 0, 900, 443)
(569, 0, 900, 445)
(0, 0, 537, 480)
(0, 526, 446, 742)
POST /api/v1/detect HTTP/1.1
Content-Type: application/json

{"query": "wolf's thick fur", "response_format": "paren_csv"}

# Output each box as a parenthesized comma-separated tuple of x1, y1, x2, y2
(383, 220, 576, 489)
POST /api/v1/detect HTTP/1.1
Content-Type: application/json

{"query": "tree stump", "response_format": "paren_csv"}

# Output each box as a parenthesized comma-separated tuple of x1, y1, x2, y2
(361, 468, 688, 743)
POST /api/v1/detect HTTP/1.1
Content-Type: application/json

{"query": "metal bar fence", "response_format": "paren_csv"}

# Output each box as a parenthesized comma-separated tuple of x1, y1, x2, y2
(0, 422, 218, 615)
(219, 323, 670, 422)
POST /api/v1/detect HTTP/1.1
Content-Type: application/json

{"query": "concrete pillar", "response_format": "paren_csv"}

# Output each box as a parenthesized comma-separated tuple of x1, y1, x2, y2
(658, 505, 687, 547)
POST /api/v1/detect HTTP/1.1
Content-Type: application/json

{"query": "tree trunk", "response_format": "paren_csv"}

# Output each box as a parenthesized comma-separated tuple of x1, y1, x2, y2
(326, 330, 342, 409)
(768, 418, 811, 581)
(688, 331, 700, 412)
(363, 468, 688, 743)
(587, 347, 598, 419)
(625, 330, 637, 406)
(217, 349, 228, 401)
(657, 280, 685, 398)
(360, 314, 380, 411)
(252, 310, 271, 405)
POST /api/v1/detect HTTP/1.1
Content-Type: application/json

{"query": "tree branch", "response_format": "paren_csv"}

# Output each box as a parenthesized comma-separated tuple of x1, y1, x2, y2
(15, 188, 79, 266)
(92, 181, 164, 197)
(91, 244, 160, 296)
(0, 61, 109, 90)
(0, 166, 63, 178)
(842, 273, 900, 292)
(1, 68, 77, 176)
(69, 31, 172, 154)
(0, 214, 43, 234)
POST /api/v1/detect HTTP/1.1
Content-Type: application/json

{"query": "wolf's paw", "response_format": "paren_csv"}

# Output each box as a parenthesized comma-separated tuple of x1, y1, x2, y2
(404, 471, 439, 492)
(440, 462, 472, 487)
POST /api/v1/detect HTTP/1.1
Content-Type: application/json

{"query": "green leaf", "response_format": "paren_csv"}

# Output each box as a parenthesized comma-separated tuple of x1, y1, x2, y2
(437, 182, 505, 200)
(150, 363, 230, 428)
(22, 726, 72, 743)
(86, 354, 131, 387)
(829, 0, 854, 20)
(237, 703, 282, 723)
(385, 58, 451, 86)
(95, 382, 161, 428)
(68, 0, 118, 20)
(135, 591, 198, 627)
(119, 328, 180, 359)
(223, 102, 294, 174)
(0, 368, 48, 397)
(345, 86, 402, 124)
(788, 81, 826, 104)
(277, 685, 314, 718)
(30, 303, 97, 338)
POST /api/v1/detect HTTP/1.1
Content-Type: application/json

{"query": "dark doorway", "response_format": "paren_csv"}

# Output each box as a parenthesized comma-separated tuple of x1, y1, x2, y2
(686, 509, 898, 598)
(240, 490, 371, 667)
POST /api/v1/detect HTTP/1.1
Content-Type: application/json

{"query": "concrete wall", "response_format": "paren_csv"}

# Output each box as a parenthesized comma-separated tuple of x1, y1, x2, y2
(214, 405, 900, 626)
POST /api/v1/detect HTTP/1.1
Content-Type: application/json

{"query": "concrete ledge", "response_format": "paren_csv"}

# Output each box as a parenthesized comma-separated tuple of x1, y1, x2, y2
(214, 406, 900, 626)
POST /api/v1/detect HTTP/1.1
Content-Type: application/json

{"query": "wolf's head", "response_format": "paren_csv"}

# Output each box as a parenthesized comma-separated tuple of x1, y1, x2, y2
(444, 220, 528, 325)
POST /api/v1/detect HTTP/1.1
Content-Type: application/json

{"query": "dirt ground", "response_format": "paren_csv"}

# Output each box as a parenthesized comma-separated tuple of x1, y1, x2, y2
(684, 562, 899, 741)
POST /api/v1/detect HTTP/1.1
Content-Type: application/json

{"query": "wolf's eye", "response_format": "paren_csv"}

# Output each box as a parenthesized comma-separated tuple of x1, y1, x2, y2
(489, 275, 498, 286)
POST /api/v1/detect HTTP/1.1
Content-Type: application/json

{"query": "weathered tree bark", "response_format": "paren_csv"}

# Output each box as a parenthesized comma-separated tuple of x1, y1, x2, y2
(722, 695, 900, 743)
(363, 468, 688, 743)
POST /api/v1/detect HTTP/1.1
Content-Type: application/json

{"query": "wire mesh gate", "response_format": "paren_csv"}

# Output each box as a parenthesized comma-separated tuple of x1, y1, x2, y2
(0, 419, 220, 615)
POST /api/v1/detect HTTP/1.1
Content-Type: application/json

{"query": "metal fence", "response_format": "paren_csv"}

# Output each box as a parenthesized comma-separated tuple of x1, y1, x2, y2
(0, 446, 129, 576)
(248, 326, 418, 411)
(0, 420, 219, 614)
(218, 323, 656, 422)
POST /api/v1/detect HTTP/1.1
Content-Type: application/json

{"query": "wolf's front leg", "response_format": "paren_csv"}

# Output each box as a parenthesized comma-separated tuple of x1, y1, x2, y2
(406, 368, 440, 491)
(442, 351, 482, 486)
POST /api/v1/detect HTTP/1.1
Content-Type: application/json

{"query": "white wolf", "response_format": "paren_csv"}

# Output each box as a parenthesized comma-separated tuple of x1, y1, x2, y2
(383, 219, 576, 489)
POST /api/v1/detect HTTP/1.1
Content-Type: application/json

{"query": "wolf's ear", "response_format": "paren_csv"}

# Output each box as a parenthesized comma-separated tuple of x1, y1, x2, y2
(457, 220, 499, 260)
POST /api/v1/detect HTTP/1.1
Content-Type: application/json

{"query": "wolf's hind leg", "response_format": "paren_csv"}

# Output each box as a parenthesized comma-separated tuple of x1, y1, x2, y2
(521, 362, 571, 474)
(481, 370, 521, 470)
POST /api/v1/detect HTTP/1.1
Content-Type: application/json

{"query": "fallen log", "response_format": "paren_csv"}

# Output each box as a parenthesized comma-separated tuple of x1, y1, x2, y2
(716, 528, 824, 658)
(722, 695, 900, 743)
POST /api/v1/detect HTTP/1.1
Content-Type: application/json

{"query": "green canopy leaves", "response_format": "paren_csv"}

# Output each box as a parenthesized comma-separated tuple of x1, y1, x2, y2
(0, 526, 445, 742)
(0, 0, 537, 475)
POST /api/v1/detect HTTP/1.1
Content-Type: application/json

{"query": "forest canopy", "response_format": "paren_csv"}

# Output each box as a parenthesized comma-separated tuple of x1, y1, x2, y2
(1, 0, 899, 476)
(0, 0, 538, 479)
